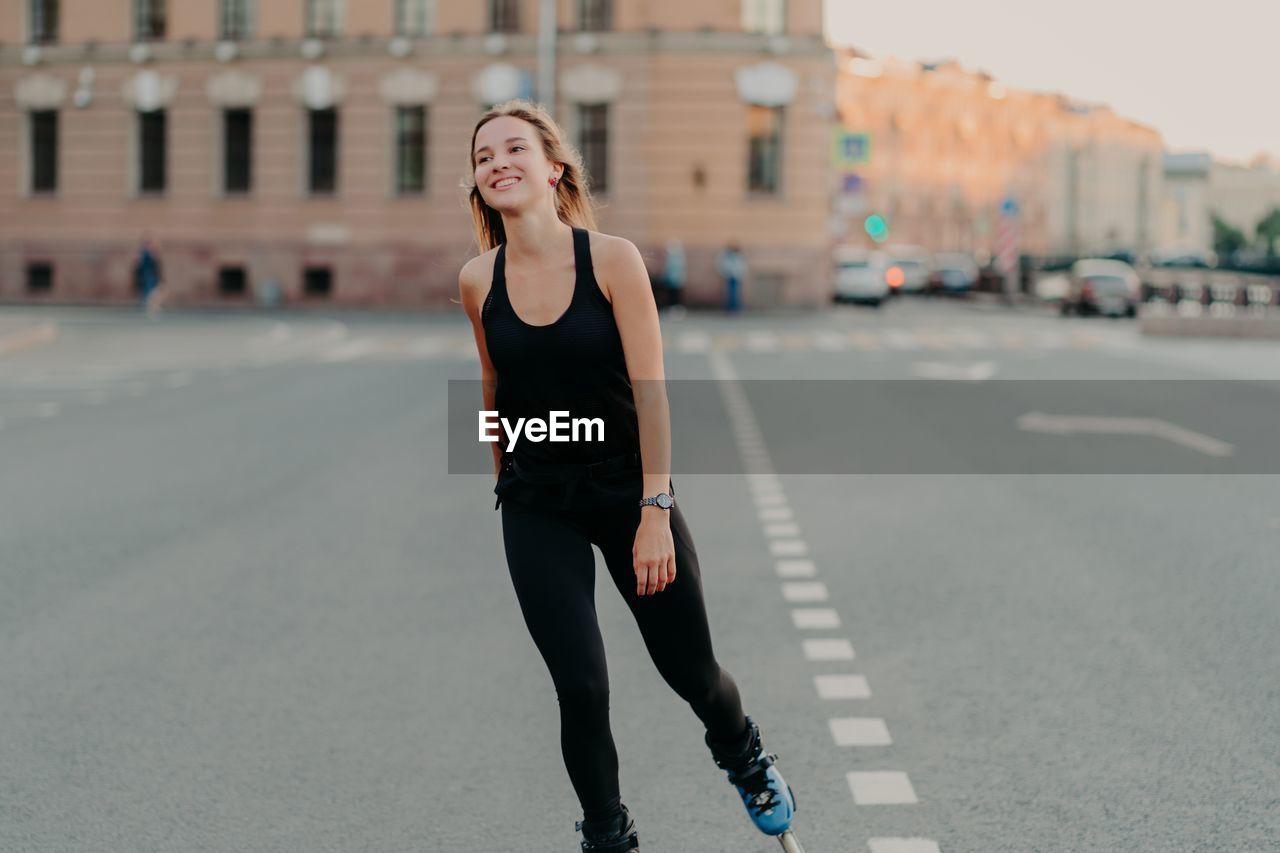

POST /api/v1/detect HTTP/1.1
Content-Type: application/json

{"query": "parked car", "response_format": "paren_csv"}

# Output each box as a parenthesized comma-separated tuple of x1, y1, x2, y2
(1061, 259, 1142, 317)
(929, 252, 980, 295)
(882, 245, 933, 293)
(833, 247, 890, 306)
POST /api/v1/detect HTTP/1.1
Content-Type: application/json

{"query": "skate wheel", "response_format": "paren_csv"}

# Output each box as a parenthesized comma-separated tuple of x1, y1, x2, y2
(778, 829, 806, 853)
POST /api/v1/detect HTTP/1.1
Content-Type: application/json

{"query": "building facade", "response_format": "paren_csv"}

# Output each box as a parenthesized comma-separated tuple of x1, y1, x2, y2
(832, 50, 1164, 260)
(1, 0, 836, 307)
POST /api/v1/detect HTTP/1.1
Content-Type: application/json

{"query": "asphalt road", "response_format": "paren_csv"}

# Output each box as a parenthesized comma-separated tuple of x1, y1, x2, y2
(0, 299, 1275, 852)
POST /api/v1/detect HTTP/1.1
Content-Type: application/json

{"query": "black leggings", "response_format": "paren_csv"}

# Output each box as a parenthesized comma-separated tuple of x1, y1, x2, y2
(499, 497, 748, 821)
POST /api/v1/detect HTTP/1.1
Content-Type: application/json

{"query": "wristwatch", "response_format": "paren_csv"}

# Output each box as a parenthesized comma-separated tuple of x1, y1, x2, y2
(639, 492, 675, 510)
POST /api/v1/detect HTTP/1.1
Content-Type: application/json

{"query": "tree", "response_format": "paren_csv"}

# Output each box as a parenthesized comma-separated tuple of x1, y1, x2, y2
(1255, 207, 1280, 258)
(1212, 213, 1246, 258)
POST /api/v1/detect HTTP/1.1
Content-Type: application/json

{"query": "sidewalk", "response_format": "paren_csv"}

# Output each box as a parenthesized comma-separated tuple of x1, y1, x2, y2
(0, 317, 59, 355)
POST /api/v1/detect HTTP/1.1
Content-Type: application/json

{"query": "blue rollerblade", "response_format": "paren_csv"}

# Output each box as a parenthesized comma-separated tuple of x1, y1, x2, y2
(574, 802, 639, 853)
(706, 716, 806, 851)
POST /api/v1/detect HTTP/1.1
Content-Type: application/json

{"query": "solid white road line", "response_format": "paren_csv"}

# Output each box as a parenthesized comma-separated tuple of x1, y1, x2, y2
(830, 717, 892, 746)
(803, 639, 855, 661)
(791, 608, 840, 629)
(776, 559, 817, 578)
(847, 771, 918, 804)
(868, 839, 941, 853)
(781, 582, 829, 603)
(815, 674, 871, 699)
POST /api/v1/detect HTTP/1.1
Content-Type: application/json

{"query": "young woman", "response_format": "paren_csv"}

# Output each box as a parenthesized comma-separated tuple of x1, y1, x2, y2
(458, 101, 797, 852)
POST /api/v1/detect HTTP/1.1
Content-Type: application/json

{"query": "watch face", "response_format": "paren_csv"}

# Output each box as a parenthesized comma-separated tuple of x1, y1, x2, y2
(657, 493, 674, 509)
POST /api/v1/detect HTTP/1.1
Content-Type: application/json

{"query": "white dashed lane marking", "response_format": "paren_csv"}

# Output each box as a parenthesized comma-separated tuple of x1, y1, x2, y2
(775, 559, 817, 578)
(769, 539, 808, 557)
(791, 608, 841, 629)
(707, 347, 939, 849)
(781, 582, 829, 603)
(803, 638, 856, 661)
(847, 771, 919, 805)
(815, 674, 871, 699)
(830, 717, 893, 746)
(868, 839, 942, 853)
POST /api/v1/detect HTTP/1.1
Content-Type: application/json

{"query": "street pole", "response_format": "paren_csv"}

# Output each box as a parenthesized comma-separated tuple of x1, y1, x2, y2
(537, 0, 557, 116)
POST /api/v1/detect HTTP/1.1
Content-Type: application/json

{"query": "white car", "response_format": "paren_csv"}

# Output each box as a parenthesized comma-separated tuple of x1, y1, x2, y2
(1062, 259, 1142, 317)
(883, 245, 933, 293)
(833, 247, 890, 306)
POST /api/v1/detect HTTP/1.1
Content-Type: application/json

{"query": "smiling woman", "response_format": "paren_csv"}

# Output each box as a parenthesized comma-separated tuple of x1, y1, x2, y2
(453, 100, 800, 851)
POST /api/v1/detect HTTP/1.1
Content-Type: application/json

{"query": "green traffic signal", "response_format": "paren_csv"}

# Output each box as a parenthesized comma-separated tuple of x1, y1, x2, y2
(864, 214, 888, 243)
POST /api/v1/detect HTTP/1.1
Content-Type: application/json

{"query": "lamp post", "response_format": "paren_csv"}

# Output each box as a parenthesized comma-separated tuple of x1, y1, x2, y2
(537, 0, 557, 116)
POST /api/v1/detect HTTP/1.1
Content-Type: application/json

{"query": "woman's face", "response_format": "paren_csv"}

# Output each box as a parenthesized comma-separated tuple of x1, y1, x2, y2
(473, 116, 560, 212)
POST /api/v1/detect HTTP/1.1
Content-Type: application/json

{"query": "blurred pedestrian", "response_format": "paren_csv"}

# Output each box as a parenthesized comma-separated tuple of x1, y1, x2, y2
(134, 234, 166, 318)
(662, 239, 686, 317)
(715, 242, 747, 313)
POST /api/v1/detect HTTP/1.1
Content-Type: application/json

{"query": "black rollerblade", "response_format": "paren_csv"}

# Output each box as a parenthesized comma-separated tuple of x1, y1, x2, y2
(574, 802, 639, 852)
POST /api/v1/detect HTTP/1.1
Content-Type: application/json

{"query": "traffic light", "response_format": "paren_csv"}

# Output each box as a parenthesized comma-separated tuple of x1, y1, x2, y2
(864, 214, 889, 243)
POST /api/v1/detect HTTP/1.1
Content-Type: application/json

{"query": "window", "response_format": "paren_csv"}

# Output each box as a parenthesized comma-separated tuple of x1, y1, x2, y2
(577, 104, 608, 195)
(219, 266, 247, 296)
(746, 105, 782, 194)
(304, 266, 332, 297)
(223, 108, 252, 194)
(308, 108, 338, 194)
(134, 0, 166, 41)
(27, 262, 54, 293)
(578, 0, 612, 31)
(741, 0, 785, 35)
(219, 0, 253, 40)
(138, 109, 167, 193)
(29, 0, 58, 44)
(489, 0, 519, 33)
(395, 0, 433, 36)
(30, 110, 57, 194)
(306, 0, 343, 38)
(395, 106, 426, 195)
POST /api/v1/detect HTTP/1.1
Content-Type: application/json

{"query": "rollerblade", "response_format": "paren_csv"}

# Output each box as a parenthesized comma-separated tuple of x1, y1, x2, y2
(706, 716, 806, 852)
(574, 802, 639, 852)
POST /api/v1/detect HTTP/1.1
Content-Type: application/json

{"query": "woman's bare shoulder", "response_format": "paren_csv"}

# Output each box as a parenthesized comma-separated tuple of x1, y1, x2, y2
(584, 229, 637, 262)
(459, 245, 501, 291)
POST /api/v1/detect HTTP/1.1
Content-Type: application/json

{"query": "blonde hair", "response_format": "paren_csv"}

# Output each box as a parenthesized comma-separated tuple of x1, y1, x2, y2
(463, 100, 598, 253)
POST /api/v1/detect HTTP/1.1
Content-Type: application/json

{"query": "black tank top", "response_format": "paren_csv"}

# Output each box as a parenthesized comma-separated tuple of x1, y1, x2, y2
(482, 226, 644, 510)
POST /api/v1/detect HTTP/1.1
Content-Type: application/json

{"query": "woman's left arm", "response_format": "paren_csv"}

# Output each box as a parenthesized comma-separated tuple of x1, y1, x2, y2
(597, 235, 676, 597)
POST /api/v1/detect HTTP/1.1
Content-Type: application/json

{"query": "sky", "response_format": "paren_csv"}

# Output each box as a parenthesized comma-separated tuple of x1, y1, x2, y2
(823, 1, 1275, 164)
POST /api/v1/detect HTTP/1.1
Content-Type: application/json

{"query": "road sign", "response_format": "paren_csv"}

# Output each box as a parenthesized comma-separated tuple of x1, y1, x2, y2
(994, 196, 1019, 276)
(832, 130, 870, 168)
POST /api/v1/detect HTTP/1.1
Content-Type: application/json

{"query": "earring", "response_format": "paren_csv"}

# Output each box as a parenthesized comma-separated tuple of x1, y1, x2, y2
(549, 176, 559, 187)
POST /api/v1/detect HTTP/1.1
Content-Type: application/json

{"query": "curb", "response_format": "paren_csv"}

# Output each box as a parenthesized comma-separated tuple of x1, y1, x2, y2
(0, 320, 59, 355)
